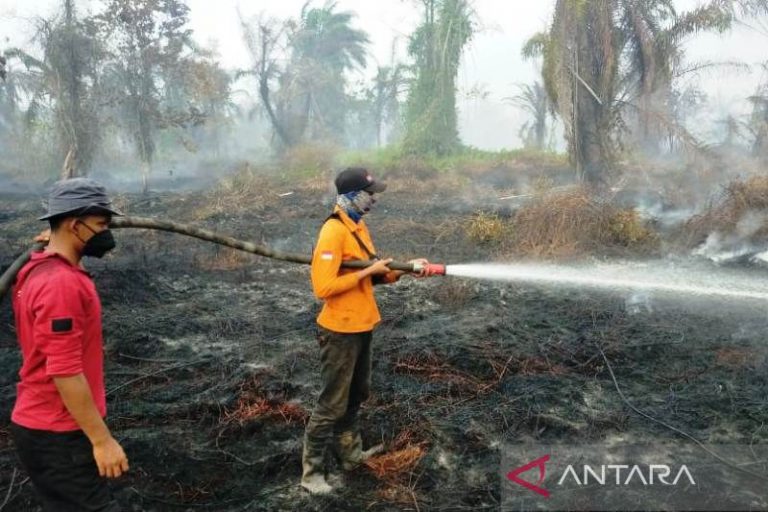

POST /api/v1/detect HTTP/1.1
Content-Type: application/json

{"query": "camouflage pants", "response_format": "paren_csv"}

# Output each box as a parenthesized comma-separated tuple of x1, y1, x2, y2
(302, 327, 372, 480)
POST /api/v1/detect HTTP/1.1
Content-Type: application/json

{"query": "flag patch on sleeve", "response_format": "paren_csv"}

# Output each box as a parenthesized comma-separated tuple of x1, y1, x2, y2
(320, 251, 334, 261)
(52, 318, 73, 333)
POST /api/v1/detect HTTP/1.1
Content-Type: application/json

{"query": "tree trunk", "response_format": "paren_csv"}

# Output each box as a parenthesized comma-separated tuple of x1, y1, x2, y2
(141, 160, 150, 195)
(60, 147, 77, 179)
(259, 73, 293, 148)
(571, 0, 617, 189)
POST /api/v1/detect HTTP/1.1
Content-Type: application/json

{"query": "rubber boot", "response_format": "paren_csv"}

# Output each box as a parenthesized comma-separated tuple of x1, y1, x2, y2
(336, 431, 383, 471)
(301, 433, 333, 495)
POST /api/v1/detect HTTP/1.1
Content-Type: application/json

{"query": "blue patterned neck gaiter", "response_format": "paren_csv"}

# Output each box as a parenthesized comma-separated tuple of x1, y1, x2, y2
(336, 191, 374, 223)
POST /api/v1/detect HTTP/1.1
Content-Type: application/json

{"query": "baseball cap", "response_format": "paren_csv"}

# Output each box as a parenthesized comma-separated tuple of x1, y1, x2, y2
(334, 167, 387, 195)
(39, 178, 123, 221)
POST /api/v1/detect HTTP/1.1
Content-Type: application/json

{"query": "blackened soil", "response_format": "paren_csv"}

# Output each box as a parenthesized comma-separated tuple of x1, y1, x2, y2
(2, 182, 768, 511)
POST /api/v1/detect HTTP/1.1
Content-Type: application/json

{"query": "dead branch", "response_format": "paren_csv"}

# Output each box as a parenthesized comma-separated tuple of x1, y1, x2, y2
(106, 358, 209, 397)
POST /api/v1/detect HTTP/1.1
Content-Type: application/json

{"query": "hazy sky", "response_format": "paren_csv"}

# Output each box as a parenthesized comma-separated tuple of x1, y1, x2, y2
(1, 0, 766, 149)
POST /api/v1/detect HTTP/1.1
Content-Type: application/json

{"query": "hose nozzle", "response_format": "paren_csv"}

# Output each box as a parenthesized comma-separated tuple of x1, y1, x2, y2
(412, 261, 446, 276)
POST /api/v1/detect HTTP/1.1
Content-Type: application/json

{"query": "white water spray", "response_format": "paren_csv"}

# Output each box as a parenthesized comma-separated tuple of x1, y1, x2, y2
(445, 262, 768, 302)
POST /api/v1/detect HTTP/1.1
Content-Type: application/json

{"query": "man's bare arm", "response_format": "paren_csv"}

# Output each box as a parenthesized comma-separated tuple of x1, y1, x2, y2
(54, 375, 129, 478)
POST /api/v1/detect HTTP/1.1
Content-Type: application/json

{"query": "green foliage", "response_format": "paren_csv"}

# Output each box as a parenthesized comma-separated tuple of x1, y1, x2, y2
(506, 82, 551, 150)
(293, 2, 368, 71)
(95, 0, 230, 191)
(521, 32, 548, 60)
(98, 0, 194, 171)
(527, 0, 768, 186)
(0, 1, 232, 184)
(5, 1, 103, 178)
(346, 63, 407, 149)
(240, 2, 371, 150)
(286, 1, 370, 142)
(403, 0, 474, 156)
(280, 142, 340, 178)
(338, 145, 567, 176)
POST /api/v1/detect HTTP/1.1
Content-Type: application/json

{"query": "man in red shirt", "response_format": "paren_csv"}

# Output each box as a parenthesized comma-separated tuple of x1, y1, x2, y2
(10, 178, 128, 512)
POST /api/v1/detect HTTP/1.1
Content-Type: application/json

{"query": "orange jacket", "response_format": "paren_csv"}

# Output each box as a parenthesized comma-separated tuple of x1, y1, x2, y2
(311, 206, 398, 333)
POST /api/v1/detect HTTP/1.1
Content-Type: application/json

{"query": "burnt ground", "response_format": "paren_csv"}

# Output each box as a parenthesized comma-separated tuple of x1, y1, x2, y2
(2, 176, 768, 511)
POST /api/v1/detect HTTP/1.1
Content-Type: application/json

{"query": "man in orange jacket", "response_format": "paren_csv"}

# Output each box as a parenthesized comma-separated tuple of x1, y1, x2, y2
(301, 167, 429, 494)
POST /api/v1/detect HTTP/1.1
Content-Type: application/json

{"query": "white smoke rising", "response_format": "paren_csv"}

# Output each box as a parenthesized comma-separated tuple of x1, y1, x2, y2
(693, 211, 768, 264)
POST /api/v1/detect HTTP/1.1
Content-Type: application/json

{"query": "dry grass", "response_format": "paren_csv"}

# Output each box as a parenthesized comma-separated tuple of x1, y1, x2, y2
(197, 248, 252, 271)
(221, 377, 308, 427)
(430, 279, 476, 309)
(365, 429, 428, 484)
(714, 347, 764, 370)
(375, 217, 447, 252)
(386, 169, 468, 194)
(365, 445, 426, 480)
(393, 352, 486, 394)
(683, 176, 768, 248)
(281, 142, 340, 178)
(380, 155, 440, 180)
(510, 187, 658, 258)
(222, 396, 308, 427)
(392, 350, 536, 398)
(375, 484, 422, 506)
(531, 175, 556, 194)
(465, 211, 509, 244)
(608, 210, 655, 244)
(517, 355, 569, 376)
(170, 481, 214, 504)
(195, 164, 279, 220)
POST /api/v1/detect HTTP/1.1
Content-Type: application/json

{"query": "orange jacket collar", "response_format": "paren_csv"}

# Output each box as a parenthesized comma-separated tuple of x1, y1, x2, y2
(333, 205, 365, 232)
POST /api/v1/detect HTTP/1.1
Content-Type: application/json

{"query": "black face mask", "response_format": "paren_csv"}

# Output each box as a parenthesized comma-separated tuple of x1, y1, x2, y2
(76, 222, 116, 258)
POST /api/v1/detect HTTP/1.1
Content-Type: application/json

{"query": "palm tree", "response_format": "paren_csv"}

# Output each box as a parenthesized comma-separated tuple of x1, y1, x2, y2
(506, 81, 550, 150)
(0, 52, 23, 153)
(716, 114, 746, 148)
(370, 62, 407, 147)
(403, 0, 474, 156)
(535, 0, 620, 185)
(7, 0, 102, 179)
(239, 14, 296, 148)
(748, 77, 768, 162)
(292, 2, 368, 73)
(526, 0, 768, 187)
(285, 1, 370, 142)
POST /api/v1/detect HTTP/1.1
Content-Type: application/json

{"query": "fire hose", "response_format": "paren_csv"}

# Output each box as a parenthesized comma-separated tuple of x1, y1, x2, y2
(0, 216, 447, 302)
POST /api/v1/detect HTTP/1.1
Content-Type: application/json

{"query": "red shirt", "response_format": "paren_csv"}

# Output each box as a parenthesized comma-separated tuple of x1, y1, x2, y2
(11, 251, 106, 432)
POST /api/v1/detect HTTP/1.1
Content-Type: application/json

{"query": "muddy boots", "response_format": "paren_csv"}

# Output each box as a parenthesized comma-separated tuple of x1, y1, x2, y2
(301, 431, 333, 495)
(334, 430, 383, 471)
(302, 428, 384, 494)
(302, 328, 375, 494)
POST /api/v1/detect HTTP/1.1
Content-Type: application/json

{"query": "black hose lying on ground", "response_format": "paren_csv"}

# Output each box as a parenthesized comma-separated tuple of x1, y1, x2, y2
(0, 216, 419, 302)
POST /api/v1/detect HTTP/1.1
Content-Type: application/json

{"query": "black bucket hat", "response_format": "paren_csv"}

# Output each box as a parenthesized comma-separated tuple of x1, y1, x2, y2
(39, 178, 123, 221)
(334, 167, 387, 195)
